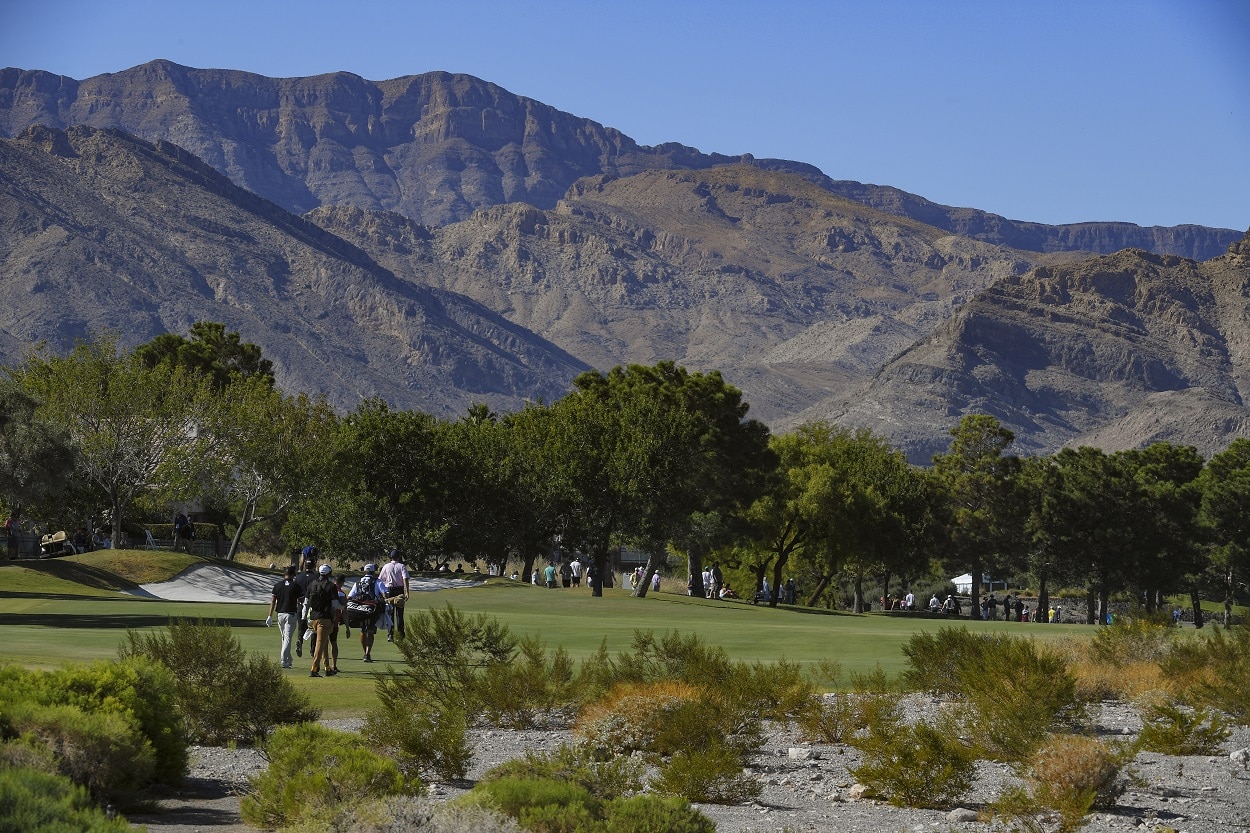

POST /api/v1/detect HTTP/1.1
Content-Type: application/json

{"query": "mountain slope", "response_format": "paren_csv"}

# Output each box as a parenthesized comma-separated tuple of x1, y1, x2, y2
(310, 164, 1081, 424)
(0, 61, 1238, 259)
(825, 238, 1250, 461)
(0, 125, 586, 413)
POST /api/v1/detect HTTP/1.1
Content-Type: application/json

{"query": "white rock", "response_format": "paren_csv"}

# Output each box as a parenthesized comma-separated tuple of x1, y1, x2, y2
(946, 808, 979, 823)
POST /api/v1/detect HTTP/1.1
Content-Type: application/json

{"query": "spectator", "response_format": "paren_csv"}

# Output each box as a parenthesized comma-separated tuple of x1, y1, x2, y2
(379, 549, 410, 642)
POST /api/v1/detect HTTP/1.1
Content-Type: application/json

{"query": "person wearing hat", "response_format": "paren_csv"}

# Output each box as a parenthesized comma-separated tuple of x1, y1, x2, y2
(378, 549, 410, 642)
(292, 546, 319, 657)
(348, 563, 384, 662)
(307, 563, 338, 677)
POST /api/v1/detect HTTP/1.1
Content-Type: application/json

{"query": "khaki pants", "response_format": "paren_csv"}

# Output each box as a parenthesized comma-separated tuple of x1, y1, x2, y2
(311, 618, 333, 672)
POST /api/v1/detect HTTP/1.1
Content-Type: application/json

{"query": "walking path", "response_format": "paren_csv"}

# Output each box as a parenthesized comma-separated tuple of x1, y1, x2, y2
(130, 563, 477, 603)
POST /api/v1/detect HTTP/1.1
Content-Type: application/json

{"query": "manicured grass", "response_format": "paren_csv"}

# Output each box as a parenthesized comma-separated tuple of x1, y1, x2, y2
(0, 553, 1093, 718)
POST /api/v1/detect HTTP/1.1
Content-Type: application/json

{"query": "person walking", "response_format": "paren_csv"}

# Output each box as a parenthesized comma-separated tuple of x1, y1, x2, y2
(569, 555, 582, 587)
(379, 549, 410, 642)
(329, 573, 348, 674)
(348, 563, 384, 662)
(306, 564, 337, 677)
(265, 564, 301, 669)
(544, 562, 557, 588)
(292, 547, 318, 658)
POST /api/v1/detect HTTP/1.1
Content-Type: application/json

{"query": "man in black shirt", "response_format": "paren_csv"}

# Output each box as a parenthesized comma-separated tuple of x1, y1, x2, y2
(265, 565, 301, 668)
(292, 547, 318, 656)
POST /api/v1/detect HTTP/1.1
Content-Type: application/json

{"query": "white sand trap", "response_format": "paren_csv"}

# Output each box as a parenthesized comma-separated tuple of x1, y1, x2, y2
(132, 563, 483, 603)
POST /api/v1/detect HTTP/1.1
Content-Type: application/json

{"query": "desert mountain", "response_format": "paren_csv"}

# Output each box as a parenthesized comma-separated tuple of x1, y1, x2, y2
(0, 61, 1239, 259)
(827, 237, 1250, 462)
(1, 61, 1247, 457)
(0, 124, 586, 413)
(309, 165, 1080, 424)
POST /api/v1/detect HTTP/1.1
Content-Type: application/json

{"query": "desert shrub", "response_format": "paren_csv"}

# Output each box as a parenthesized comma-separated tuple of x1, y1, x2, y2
(601, 794, 717, 833)
(1137, 701, 1231, 755)
(0, 657, 187, 797)
(949, 633, 1085, 760)
(608, 630, 733, 688)
(240, 722, 418, 829)
(847, 713, 976, 808)
(575, 680, 703, 757)
(481, 742, 646, 799)
(901, 627, 986, 695)
(797, 662, 900, 744)
(1159, 625, 1250, 723)
(2, 700, 154, 805)
(457, 776, 600, 831)
(325, 796, 522, 833)
(120, 618, 318, 745)
(652, 742, 762, 805)
(478, 634, 577, 728)
(0, 765, 131, 832)
(366, 696, 471, 782)
(1088, 616, 1176, 665)
(995, 734, 1128, 833)
(38, 656, 187, 780)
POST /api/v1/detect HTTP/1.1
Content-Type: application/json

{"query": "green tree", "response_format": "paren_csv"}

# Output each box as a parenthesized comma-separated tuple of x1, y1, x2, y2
(0, 379, 76, 524)
(1198, 438, 1250, 624)
(135, 321, 274, 391)
(932, 414, 1024, 618)
(187, 378, 338, 561)
(12, 333, 212, 545)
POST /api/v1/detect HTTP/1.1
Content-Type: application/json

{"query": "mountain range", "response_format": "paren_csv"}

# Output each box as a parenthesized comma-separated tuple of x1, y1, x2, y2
(1, 60, 1246, 460)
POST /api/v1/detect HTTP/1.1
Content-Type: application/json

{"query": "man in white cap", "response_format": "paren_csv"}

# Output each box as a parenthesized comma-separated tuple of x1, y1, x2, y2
(348, 563, 384, 662)
(306, 563, 337, 677)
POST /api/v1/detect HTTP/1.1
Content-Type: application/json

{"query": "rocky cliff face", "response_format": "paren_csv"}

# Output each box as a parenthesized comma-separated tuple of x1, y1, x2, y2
(826, 236, 1250, 461)
(1, 61, 1239, 258)
(309, 164, 1072, 425)
(0, 125, 585, 414)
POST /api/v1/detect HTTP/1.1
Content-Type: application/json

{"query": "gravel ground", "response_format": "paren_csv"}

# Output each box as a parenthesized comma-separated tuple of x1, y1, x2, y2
(128, 700, 1250, 833)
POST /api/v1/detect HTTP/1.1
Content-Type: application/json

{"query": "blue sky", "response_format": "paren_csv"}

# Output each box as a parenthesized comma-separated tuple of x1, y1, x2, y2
(3, 0, 1246, 230)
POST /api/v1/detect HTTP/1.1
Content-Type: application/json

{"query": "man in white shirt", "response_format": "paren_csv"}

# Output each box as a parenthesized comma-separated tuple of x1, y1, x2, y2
(378, 549, 410, 642)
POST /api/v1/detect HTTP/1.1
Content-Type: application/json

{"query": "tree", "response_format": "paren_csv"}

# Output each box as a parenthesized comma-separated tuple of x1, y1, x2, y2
(135, 322, 274, 391)
(1121, 443, 1204, 615)
(285, 399, 462, 566)
(1198, 438, 1250, 625)
(188, 377, 338, 561)
(0, 379, 76, 523)
(932, 414, 1024, 618)
(13, 333, 212, 545)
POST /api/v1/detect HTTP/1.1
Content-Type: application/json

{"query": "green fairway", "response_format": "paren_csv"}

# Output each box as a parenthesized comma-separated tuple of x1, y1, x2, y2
(0, 553, 1092, 718)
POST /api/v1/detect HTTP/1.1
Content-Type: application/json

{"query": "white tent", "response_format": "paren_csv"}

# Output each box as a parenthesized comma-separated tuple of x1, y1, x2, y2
(952, 573, 973, 594)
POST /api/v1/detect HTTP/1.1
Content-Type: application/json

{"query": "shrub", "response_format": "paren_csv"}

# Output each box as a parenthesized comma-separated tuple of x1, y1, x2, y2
(457, 776, 600, 830)
(652, 742, 762, 805)
(240, 722, 418, 829)
(948, 633, 1085, 760)
(1088, 616, 1176, 665)
(575, 680, 703, 757)
(481, 742, 646, 799)
(3, 701, 155, 805)
(39, 656, 187, 779)
(995, 734, 1128, 833)
(477, 634, 577, 728)
(1160, 625, 1250, 723)
(798, 662, 902, 744)
(601, 795, 716, 833)
(120, 618, 318, 745)
(325, 796, 522, 833)
(1137, 701, 1231, 756)
(901, 627, 985, 695)
(0, 765, 131, 833)
(365, 696, 471, 782)
(847, 714, 976, 808)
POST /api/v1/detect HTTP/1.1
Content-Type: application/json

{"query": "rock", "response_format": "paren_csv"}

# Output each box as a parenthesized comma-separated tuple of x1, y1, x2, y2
(1231, 747, 1250, 769)
(788, 746, 820, 760)
(947, 808, 979, 823)
(848, 783, 875, 800)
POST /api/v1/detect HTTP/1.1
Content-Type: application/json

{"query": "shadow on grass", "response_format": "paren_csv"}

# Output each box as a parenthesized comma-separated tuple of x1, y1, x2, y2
(0, 612, 258, 629)
(7, 560, 140, 591)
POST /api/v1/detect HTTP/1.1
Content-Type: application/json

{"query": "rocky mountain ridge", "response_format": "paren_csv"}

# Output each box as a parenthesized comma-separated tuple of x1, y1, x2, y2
(0, 124, 585, 413)
(0, 61, 1238, 259)
(1, 61, 1247, 457)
